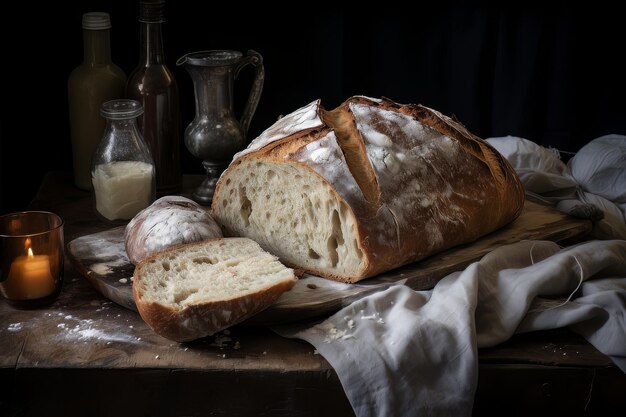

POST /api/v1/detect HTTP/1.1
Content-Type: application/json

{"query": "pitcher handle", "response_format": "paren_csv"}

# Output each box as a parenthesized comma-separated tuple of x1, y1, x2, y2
(235, 50, 264, 139)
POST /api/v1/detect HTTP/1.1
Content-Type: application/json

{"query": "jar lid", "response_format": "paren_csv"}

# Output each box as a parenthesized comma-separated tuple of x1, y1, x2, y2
(82, 12, 112, 30)
(100, 100, 144, 120)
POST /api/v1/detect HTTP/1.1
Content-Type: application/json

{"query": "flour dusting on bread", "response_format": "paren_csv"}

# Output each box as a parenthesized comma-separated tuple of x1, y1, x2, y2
(235, 100, 324, 160)
(125, 196, 222, 265)
(212, 96, 524, 283)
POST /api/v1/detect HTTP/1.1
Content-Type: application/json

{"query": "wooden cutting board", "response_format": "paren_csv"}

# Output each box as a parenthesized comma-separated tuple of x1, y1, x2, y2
(67, 199, 591, 324)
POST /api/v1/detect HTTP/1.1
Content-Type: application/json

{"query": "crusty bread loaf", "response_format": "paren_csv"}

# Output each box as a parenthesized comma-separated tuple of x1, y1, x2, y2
(125, 196, 222, 265)
(132, 238, 296, 342)
(211, 96, 524, 283)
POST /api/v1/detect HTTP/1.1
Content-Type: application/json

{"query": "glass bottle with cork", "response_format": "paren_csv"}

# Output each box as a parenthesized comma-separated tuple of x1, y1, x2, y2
(126, 0, 181, 196)
(68, 12, 126, 191)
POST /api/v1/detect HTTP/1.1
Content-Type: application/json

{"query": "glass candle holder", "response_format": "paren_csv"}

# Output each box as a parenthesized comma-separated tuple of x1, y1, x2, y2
(0, 211, 64, 308)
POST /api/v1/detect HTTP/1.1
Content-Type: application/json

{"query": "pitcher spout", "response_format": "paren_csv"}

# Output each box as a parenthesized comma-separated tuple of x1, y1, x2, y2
(176, 50, 244, 68)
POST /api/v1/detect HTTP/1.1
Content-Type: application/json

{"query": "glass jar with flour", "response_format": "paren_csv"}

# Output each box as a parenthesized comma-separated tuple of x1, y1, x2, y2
(92, 99, 155, 221)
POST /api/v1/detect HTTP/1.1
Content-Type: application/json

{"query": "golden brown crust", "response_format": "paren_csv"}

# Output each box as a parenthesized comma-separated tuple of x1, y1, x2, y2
(133, 280, 295, 342)
(401, 100, 525, 220)
(321, 106, 382, 207)
(344, 97, 525, 279)
(132, 239, 297, 342)
(212, 96, 525, 283)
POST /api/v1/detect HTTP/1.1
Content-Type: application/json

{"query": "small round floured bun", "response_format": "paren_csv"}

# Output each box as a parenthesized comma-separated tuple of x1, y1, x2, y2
(125, 196, 223, 265)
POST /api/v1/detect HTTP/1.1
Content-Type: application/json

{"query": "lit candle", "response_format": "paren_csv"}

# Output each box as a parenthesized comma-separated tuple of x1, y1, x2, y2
(5, 247, 55, 299)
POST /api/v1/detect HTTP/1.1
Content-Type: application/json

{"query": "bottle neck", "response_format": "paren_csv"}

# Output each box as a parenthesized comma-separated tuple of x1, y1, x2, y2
(83, 29, 112, 65)
(139, 22, 164, 65)
(108, 118, 139, 132)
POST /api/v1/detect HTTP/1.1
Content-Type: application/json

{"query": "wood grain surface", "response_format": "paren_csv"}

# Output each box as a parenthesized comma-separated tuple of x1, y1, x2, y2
(67, 198, 592, 324)
(1, 172, 622, 417)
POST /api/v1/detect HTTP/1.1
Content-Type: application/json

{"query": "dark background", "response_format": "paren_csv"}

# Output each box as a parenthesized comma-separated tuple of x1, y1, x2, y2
(1, 2, 625, 214)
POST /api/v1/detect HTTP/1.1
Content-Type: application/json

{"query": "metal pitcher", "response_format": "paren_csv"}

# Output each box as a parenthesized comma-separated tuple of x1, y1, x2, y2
(177, 50, 264, 205)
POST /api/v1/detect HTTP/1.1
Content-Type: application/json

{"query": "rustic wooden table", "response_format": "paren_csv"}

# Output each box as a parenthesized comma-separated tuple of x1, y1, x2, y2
(1, 172, 624, 417)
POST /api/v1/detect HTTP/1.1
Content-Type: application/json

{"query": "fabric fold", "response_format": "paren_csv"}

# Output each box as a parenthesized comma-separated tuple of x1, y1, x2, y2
(487, 135, 626, 239)
(275, 240, 626, 417)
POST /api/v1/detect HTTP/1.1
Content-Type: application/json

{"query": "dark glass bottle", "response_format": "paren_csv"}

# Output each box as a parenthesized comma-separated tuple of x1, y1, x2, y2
(126, 0, 181, 195)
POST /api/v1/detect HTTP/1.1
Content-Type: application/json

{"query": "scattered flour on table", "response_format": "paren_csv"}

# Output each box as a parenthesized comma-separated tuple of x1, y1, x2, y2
(89, 258, 127, 275)
(5, 305, 140, 345)
(90, 263, 112, 275)
(7, 323, 23, 332)
(53, 313, 138, 343)
(94, 301, 113, 313)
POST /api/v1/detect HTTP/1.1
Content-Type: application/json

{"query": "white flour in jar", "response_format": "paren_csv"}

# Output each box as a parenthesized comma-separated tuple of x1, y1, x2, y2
(92, 161, 153, 220)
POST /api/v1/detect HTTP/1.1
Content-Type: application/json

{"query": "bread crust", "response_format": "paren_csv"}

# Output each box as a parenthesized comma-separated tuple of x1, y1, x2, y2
(132, 238, 297, 342)
(212, 97, 524, 283)
(125, 196, 222, 265)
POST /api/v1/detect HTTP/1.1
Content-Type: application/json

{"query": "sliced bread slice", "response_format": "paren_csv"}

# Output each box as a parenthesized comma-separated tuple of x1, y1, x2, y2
(132, 237, 296, 342)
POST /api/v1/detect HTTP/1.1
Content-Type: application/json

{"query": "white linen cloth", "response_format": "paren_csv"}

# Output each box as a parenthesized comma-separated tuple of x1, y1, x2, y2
(486, 135, 626, 239)
(275, 240, 626, 417)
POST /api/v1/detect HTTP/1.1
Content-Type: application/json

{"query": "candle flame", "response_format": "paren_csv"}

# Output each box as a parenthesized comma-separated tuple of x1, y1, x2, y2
(27, 247, 34, 258)
(24, 237, 32, 250)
